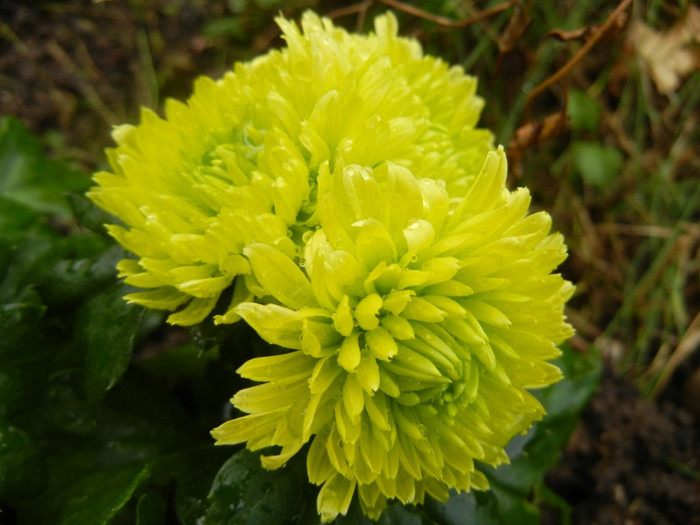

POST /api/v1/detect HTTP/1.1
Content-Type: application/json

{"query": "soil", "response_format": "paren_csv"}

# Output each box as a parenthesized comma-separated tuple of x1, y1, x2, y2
(2, 1, 698, 524)
(544, 368, 700, 525)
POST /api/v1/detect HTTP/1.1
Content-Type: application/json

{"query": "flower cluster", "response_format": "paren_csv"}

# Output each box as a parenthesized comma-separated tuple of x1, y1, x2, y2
(88, 11, 492, 326)
(89, 11, 574, 523)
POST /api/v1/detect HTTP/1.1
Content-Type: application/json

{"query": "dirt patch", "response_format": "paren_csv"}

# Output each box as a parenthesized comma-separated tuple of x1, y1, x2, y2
(544, 367, 700, 524)
(0, 0, 279, 168)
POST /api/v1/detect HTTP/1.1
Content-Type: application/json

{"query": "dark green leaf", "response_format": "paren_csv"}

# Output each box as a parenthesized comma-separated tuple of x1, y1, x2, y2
(0, 418, 46, 503)
(39, 243, 122, 305)
(0, 302, 46, 361)
(534, 483, 572, 525)
(421, 491, 480, 525)
(474, 485, 540, 525)
(538, 346, 603, 420)
(0, 360, 48, 417)
(67, 192, 117, 234)
(0, 116, 90, 216)
(0, 117, 90, 213)
(203, 448, 317, 525)
(17, 458, 150, 525)
(14, 368, 205, 525)
(159, 446, 232, 525)
(77, 283, 145, 404)
(477, 348, 600, 522)
(136, 488, 167, 525)
(0, 234, 56, 303)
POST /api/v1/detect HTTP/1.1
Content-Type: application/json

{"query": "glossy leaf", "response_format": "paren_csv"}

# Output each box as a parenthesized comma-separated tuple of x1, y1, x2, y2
(14, 368, 207, 525)
(77, 283, 145, 404)
(203, 448, 318, 525)
(39, 243, 122, 305)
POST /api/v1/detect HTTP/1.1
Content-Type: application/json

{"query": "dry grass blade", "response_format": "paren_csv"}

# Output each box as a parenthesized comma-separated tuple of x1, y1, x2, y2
(651, 312, 700, 400)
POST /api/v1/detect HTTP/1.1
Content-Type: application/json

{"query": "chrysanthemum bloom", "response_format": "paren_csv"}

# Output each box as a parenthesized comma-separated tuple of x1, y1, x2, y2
(211, 147, 575, 521)
(87, 11, 493, 326)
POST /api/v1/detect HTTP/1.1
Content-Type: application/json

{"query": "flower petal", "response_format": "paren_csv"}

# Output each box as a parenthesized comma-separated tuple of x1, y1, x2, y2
(244, 243, 317, 309)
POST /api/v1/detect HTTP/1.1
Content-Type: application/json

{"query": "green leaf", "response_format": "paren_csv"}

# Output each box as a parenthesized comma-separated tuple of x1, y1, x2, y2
(533, 483, 572, 525)
(538, 346, 603, 420)
(571, 141, 624, 188)
(14, 368, 205, 525)
(420, 491, 478, 525)
(160, 446, 232, 525)
(135, 489, 167, 525)
(38, 243, 122, 305)
(567, 89, 600, 131)
(203, 448, 318, 525)
(77, 283, 145, 404)
(0, 301, 51, 420)
(0, 418, 46, 503)
(0, 116, 90, 217)
(18, 458, 151, 525)
(0, 233, 56, 303)
(67, 192, 117, 234)
(0, 197, 41, 237)
(474, 485, 540, 525)
(0, 360, 49, 417)
(0, 302, 46, 362)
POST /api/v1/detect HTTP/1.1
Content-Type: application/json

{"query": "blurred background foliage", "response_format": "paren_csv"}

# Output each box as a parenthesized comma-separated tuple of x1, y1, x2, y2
(0, 0, 698, 524)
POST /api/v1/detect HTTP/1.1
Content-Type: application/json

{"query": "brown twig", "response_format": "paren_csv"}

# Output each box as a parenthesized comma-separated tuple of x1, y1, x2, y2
(377, 0, 520, 29)
(326, 0, 374, 31)
(525, 0, 632, 105)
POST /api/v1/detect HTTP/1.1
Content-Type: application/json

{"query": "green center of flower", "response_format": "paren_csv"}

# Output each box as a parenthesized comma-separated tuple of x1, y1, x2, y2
(327, 253, 480, 426)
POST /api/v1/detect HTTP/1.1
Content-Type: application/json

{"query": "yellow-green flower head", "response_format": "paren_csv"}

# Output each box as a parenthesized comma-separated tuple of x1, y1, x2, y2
(211, 147, 575, 521)
(87, 11, 493, 326)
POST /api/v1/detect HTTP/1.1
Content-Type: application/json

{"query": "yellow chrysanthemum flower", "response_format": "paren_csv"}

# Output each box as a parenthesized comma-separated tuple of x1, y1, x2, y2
(87, 11, 493, 326)
(211, 147, 574, 521)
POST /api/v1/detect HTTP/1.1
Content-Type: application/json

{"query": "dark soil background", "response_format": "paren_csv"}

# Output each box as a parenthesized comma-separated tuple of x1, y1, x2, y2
(544, 368, 700, 525)
(1, 1, 698, 523)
